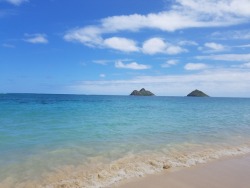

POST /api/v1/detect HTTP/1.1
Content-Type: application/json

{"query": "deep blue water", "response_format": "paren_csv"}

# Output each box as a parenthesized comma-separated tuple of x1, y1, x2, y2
(1, 94, 250, 187)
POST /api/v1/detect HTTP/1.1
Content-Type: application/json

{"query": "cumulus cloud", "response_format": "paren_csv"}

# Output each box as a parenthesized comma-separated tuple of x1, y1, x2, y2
(2, 0, 28, 6)
(68, 68, 250, 97)
(24, 33, 48, 44)
(199, 42, 227, 53)
(142, 37, 187, 55)
(64, 26, 102, 47)
(115, 61, 151, 70)
(204, 42, 226, 51)
(142, 38, 166, 55)
(64, 28, 139, 52)
(64, 0, 250, 50)
(100, 0, 250, 32)
(184, 63, 209, 70)
(103, 37, 139, 52)
(161, 60, 179, 68)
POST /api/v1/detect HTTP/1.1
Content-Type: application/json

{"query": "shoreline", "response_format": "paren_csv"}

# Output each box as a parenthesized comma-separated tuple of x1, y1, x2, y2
(113, 153, 250, 188)
(1, 145, 250, 187)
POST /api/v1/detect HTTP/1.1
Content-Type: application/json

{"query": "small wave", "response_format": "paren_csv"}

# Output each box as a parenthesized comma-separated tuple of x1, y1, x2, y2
(1, 145, 250, 188)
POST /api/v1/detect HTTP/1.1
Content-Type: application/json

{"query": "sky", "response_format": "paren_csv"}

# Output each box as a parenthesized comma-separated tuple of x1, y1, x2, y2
(0, 0, 250, 97)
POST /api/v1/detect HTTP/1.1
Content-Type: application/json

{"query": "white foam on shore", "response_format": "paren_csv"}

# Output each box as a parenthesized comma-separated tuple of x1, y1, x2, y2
(1, 144, 250, 188)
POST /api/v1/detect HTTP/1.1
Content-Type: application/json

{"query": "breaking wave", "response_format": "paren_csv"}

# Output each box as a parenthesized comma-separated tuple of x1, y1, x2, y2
(1, 144, 250, 188)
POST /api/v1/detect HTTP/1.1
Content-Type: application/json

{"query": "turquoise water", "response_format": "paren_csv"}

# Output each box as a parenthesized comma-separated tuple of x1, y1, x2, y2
(1, 94, 250, 187)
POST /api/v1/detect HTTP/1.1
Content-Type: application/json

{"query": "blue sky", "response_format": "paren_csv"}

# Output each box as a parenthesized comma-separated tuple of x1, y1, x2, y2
(1, 0, 250, 97)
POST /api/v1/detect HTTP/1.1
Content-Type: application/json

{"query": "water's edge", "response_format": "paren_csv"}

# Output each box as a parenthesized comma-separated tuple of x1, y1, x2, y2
(1, 144, 250, 188)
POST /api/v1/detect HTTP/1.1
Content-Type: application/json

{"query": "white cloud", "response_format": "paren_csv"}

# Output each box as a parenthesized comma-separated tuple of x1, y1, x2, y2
(24, 34, 48, 44)
(178, 40, 198, 46)
(103, 37, 139, 52)
(64, 26, 102, 47)
(65, 34, 186, 54)
(167, 46, 187, 55)
(100, 0, 250, 32)
(64, 0, 250, 49)
(93, 60, 111, 65)
(68, 68, 250, 97)
(184, 63, 209, 70)
(233, 62, 250, 68)
(2, 0, 28, 6)
(64, 28, 139, 52)
(234, 44, 250, 48)
(176, 0, 250, 17)
(241, 63, 250, 68)
(197, 53, 250, 62)
(142, 38, 166, 55)
(99, 74, 106, 78)
(115, 61, 151, 70)
(93, 59, 133, 65)
(161, 60, 179, 68)
(142, 37, 187, 55)
(211, 29, 250, 40)
(204, 42, 225, 51)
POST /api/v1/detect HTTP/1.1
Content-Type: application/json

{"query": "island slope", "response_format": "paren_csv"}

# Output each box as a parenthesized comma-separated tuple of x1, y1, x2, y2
(130, 88, 155, 96)
(187, 89, 209, 97)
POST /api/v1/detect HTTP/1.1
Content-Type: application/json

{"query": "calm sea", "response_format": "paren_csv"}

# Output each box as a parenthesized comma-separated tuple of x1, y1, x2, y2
(1, 94, 250, 187)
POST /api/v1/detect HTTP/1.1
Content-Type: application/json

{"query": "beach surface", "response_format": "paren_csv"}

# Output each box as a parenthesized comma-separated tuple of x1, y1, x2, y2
(114, 154, 250, 188)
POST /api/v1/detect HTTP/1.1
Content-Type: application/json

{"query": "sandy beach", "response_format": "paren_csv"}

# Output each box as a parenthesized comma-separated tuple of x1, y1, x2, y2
(114, 154, 250, 188)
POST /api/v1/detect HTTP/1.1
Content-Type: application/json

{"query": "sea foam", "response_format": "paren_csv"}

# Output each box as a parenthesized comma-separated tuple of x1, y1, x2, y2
(2, 144, 250, 188)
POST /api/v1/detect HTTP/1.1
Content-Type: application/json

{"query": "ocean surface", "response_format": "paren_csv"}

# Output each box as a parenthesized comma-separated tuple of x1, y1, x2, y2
(1, 94, 250, 187)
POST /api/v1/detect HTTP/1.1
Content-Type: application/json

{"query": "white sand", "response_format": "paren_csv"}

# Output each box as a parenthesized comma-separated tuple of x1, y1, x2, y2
(114, 154, 250, 188)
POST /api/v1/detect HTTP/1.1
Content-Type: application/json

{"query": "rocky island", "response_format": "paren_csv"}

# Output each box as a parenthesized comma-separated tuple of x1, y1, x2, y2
(187, 89, 209, 97)
(130, 88, 155, 96)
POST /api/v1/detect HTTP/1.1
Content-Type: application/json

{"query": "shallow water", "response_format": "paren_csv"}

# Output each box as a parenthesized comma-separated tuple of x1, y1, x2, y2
(1, 94, 250, 187)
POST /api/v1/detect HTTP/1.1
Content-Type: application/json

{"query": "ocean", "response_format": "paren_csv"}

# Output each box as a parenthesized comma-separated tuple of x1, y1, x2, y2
(1, 94, 250, 187)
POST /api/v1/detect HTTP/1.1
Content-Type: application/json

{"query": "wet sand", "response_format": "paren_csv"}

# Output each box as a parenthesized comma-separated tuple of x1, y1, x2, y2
(114, 154, 250, 188)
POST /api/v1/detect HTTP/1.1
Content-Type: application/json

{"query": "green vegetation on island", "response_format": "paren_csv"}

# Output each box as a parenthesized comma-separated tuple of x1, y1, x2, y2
(187, 89, 209, 97)
(130, 88, 155, 96)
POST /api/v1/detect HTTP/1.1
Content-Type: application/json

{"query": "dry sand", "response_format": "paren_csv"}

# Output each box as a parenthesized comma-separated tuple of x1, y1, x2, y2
(113, 154, 250, 188)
